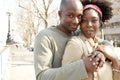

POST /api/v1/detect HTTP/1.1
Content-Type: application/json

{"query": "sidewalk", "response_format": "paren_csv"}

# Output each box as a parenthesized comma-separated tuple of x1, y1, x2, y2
(3, 47, 36, 80)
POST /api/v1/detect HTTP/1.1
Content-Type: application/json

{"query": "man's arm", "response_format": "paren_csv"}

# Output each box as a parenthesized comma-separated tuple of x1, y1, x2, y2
(62, 37, 105, 73)
(34, 34, 88, 80)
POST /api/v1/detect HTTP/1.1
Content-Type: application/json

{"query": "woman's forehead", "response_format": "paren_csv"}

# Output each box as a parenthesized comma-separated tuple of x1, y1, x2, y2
(83, 9, 100, 18)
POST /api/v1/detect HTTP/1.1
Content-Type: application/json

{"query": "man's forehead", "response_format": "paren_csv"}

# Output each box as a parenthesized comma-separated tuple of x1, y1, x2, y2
(61, 0, 82, 9)
(60, 0, 82, 7)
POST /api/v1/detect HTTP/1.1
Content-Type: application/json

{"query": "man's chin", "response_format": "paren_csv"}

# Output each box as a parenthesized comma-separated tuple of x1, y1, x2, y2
(71, 28, 77, 31)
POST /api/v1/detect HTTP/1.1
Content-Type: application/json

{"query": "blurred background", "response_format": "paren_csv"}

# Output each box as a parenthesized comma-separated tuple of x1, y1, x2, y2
(0, 0, 120, 48)
(0, 0, 120, 80)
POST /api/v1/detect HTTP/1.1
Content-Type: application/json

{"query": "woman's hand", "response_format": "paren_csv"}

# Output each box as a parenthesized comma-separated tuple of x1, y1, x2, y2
(95, 45, 120, 69)
(95, 45, 115, 60)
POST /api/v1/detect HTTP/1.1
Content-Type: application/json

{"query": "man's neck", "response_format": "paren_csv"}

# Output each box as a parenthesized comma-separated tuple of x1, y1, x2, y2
(56, 25, 71, 36)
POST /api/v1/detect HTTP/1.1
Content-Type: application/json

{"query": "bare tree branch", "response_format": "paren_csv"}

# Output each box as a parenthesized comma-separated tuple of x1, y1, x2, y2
(31, 0, 45, 20)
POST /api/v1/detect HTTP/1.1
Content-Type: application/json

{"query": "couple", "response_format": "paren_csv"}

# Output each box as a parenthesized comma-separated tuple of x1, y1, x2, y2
(34, 0, 120, 80)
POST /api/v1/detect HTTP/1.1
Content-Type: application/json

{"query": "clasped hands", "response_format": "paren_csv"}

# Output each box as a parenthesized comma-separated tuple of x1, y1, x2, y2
(83, 44, 120, 73)
(83, 50, 105, 73)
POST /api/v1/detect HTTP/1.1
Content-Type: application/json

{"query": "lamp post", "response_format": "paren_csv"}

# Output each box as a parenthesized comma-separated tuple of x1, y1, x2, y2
(6, 12, 13, 45)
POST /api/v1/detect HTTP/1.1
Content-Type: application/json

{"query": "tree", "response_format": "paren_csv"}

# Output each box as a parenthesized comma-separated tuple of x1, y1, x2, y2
(16, 0, 59, 47)
(31, 0, 54, 28)
(16, 7, 34, 47)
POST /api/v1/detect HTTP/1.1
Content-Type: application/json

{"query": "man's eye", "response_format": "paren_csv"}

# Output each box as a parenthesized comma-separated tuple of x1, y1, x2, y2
(82, 19, 87, 22)
(68, 15, 74, 18)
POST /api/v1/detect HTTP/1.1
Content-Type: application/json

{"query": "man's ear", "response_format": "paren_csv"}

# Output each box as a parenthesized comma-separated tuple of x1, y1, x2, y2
(58, 11, 62, 17)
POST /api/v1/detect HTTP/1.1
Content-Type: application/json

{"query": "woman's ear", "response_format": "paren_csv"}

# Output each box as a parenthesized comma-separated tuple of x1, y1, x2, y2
(100, 21, 103, 27)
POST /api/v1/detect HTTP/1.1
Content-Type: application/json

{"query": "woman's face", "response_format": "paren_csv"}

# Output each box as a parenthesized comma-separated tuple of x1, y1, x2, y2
(80, 9, 101, 38)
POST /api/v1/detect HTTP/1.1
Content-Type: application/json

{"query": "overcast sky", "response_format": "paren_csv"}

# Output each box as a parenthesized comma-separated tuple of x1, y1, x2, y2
(0, 0, 17, 43)
(0, 0, 9, 43)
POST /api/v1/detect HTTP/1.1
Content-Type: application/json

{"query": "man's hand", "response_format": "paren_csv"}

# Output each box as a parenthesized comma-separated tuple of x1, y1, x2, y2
(83, 51, 105, 73)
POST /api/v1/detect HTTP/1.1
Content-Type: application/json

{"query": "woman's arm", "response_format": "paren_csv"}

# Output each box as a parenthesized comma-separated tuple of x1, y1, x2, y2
(96, 44, 120, 80)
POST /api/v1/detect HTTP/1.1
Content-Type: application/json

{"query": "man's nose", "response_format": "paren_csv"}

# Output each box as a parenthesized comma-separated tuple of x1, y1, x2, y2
(73, 17, 79, 24)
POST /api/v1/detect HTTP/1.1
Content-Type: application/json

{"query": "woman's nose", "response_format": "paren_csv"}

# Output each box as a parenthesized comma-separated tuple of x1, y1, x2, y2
(87, 21, 92, 27)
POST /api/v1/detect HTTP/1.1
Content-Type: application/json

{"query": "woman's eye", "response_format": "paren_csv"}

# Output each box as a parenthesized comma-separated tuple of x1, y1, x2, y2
(78, 16, 82, 20)
(92, 19, 99, 23)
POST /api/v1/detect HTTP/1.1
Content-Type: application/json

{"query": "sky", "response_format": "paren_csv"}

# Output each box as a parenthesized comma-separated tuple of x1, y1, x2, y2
(0, 0, 7, 43)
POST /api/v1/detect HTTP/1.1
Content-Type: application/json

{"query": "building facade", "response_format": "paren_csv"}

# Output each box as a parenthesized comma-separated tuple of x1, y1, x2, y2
(103, 1, 120, 47)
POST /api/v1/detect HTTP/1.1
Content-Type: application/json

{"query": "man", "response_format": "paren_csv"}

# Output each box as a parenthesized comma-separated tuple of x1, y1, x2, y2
(34, 0, 104, 80)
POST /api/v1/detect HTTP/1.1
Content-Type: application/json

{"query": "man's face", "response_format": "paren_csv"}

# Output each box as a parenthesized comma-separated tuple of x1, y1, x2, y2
(80, 9, 101, 38)
(59, 0, 83, 34)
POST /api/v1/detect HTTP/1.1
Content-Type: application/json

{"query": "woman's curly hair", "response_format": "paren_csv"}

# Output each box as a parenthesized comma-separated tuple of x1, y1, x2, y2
(81, 0, 113, 22)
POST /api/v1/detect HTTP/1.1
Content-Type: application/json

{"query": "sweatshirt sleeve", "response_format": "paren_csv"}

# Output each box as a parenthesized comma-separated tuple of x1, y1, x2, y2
(34, 34, 88, 80)
(113, 71, 120, 80)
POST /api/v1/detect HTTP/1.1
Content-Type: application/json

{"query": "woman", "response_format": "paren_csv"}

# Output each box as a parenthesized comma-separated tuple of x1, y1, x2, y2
(62, 0, 120, 80)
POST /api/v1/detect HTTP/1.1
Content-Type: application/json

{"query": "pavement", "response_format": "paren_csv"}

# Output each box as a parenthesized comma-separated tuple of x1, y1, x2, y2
(3, 46, 36, 80)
